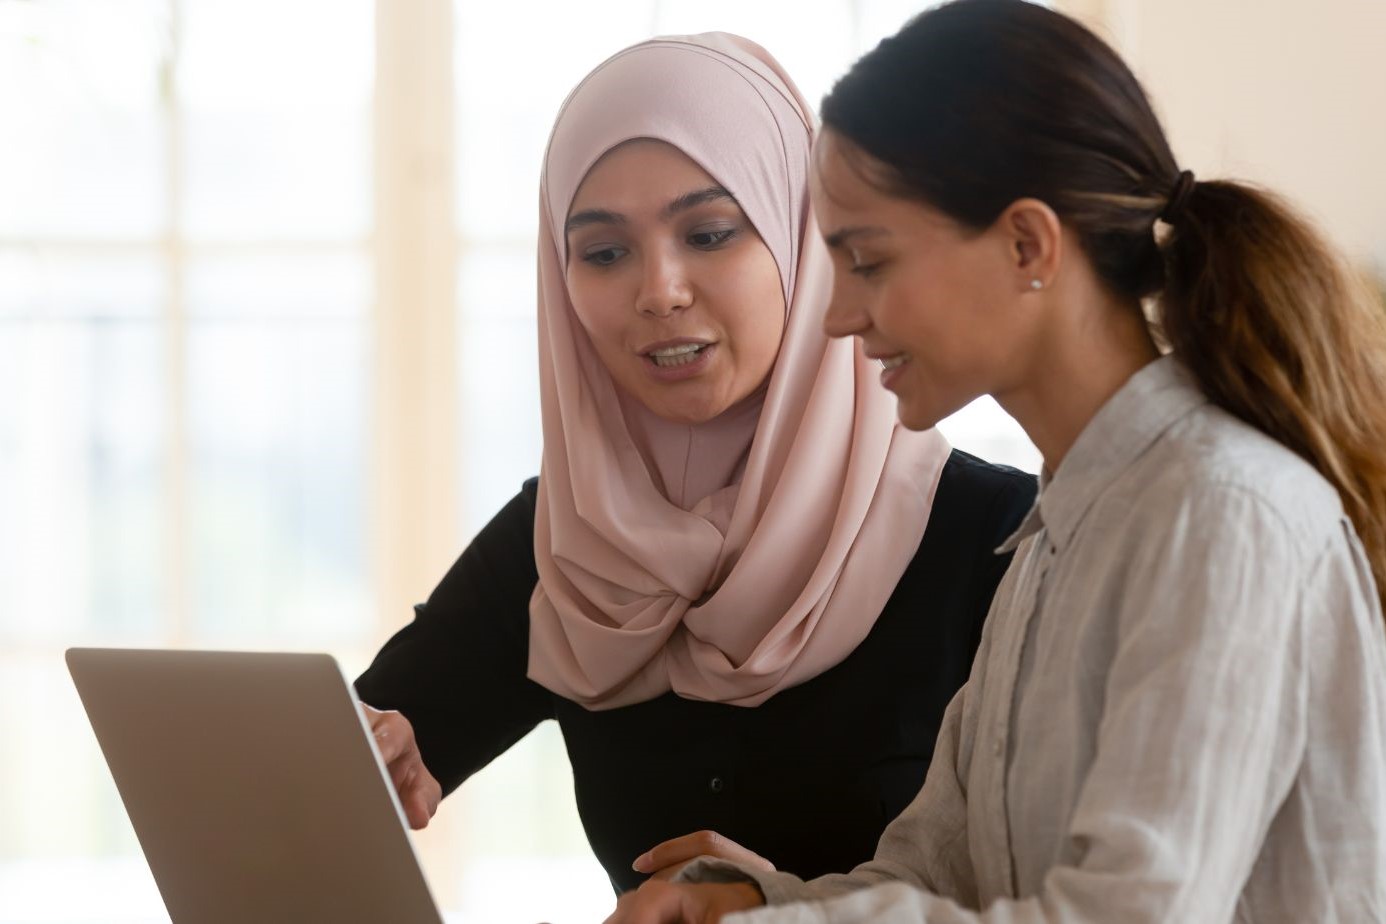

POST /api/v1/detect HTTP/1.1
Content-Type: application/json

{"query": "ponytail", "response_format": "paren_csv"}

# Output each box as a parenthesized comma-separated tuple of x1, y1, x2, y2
(1161, 181, 1386, 610)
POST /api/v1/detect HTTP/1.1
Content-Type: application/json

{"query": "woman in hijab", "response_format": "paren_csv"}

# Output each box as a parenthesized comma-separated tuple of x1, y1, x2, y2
(354, 32, 1035, 893)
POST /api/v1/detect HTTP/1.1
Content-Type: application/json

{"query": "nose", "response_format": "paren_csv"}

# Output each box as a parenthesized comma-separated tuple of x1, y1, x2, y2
(635, 247, 693, 318)
(822, 281, 870, 340)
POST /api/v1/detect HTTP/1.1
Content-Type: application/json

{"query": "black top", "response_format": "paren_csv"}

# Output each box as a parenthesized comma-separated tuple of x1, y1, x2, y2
(355, 449, 1036, 892)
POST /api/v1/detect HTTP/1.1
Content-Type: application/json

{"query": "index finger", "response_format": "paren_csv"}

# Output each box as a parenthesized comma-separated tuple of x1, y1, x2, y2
(363, 709, 413, 764)
(632, 830, 773, 875)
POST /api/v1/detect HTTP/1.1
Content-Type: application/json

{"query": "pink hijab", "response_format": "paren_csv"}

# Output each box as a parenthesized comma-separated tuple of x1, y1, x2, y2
(527, 33, 951, 709)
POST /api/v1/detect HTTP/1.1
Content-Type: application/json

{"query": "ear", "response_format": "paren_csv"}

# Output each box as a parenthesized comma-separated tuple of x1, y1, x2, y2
(995, 198, 1062, 292)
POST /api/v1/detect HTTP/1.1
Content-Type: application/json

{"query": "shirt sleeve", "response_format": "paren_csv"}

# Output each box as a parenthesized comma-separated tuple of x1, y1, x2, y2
(354, 478, 554, 795)
(701, 482, 1352, 923)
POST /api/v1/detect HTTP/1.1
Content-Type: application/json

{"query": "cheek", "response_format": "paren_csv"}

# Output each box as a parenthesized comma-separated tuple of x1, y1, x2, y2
(566, 274, 626, 347)
(739, 270, 788, 370)
(713, 249, 787, 366)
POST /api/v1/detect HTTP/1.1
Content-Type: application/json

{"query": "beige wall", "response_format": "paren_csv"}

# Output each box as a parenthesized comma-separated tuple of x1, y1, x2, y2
(1059, 0, 1386, 277)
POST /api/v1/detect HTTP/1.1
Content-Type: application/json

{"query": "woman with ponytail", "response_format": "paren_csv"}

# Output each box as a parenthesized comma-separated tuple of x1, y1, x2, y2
(607, 2, 1386, 921)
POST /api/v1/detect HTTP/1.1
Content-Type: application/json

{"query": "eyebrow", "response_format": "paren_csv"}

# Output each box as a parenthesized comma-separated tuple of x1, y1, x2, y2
(564, 186, 736, 235)
(564, 208, 625, 234)
(822, 226, 890, 250)
(662, 186, 735, 219)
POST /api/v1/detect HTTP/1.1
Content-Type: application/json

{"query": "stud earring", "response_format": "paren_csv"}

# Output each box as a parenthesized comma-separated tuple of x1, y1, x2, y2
(1029, 279, 1043, 290)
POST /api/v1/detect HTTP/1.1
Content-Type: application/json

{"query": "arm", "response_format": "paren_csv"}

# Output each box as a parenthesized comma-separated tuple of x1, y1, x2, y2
(671, 484, 1331, 923)
(355, 479, 554, 798)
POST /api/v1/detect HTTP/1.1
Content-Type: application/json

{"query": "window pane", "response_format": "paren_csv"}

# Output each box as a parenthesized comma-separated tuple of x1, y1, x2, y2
(653, 0, 858, 108)
(186, 318, 370, 645)
(458, 243, 535, 322)
(448, 725, 610, 923)
(180, 0, 372, 108)
(454, 1, 652, 239)
(0, 318, 166, 644)
(457, 245, 541, 535)
(0, 657, 145, 860)
(457, 314, 541, 536)
(181, 0, 372, 241)
(187, 250, 369, 319)
(0, 0, 166, 238)
(182, 108, 372, 241)
(0, 657, 165, 923)
(0, 249, 163, 320)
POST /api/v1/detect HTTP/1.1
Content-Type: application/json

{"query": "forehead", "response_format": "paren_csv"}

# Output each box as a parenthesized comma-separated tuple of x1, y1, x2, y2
(810, 132, 880, 214)
(568, 139, 719, 212)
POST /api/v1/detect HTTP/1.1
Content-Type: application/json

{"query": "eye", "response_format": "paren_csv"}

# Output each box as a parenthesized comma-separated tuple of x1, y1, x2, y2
(845, 247, 884, 279)
(688, 228, 737, 249)
(581, 245, 627, 267)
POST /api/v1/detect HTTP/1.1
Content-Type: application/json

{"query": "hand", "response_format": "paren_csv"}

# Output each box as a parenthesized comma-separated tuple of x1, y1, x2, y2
(604, 879, 764, 924)
(633, 830, 776, 881)
(359, 703, 442, 830)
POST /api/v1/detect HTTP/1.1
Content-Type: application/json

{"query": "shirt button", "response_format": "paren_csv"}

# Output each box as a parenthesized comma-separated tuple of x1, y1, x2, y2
(709, 776, 725, 794)
(993, 740, 1003, 758)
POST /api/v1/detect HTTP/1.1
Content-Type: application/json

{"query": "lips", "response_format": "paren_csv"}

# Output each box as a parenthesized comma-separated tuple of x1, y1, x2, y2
(639, 338, 716, 369)
(639, 338, 718, 381)
(647, 343, 710, 368)
(863, 347, 911, 390)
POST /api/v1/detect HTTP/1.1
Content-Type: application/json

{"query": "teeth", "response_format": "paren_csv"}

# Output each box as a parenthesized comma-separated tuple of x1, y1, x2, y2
(650, 343, 704, 357)
(649, 344, 708, 368)
(879, 354, 909, 371)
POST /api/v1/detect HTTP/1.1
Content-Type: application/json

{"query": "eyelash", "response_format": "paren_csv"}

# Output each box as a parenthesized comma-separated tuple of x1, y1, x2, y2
(578, 228, 738, 267)
(689, 228, 737, 249)
(850, 261, 883, 278)
(581, 246, 626, 267)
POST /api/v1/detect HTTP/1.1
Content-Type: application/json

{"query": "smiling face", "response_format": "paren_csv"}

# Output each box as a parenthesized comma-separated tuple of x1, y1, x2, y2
(564, 139, 787, 425)
(810, 131, 1044, 431)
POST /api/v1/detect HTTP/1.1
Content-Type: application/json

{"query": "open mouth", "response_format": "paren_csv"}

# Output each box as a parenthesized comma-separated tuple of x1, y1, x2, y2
(647, 343, 712, 368)
(880, 354, 910, 371)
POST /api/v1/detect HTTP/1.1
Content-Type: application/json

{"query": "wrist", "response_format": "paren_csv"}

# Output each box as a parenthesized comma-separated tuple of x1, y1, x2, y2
(727, 880, 766, 910)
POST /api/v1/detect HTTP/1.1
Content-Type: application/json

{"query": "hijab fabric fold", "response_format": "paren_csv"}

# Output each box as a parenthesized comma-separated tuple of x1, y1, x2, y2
(528, 33, 951, 709)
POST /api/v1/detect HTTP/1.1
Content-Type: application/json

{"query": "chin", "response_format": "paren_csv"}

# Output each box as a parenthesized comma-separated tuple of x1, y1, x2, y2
(893, 391, 954, 432)
(897, 406, 942, 431)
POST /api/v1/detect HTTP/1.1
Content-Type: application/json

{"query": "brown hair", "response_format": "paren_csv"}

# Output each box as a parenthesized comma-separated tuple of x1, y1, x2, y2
(821, 0, 1386, 612)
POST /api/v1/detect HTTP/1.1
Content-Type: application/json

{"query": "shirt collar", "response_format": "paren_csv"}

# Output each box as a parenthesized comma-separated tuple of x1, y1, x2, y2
(996, 355, 1209, 555)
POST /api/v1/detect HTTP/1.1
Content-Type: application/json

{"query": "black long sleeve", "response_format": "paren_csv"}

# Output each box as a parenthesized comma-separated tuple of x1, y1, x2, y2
(354, 480, 552, 795)
(355, 452, 1037, 892)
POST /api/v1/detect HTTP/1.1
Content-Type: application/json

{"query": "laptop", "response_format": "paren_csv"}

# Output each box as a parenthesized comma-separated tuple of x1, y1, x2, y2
(66, 648, 446, 924)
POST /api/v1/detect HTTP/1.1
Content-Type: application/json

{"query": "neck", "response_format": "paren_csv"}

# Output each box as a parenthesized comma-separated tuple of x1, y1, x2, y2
(997, 281, 1159, 474)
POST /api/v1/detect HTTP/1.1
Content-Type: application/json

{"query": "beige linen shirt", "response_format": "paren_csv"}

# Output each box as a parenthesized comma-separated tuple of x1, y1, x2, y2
(688, 356, 1386, 922)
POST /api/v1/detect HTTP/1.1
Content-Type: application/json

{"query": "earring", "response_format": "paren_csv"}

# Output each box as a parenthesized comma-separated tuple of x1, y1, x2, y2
(1029, 279, 1043, 290)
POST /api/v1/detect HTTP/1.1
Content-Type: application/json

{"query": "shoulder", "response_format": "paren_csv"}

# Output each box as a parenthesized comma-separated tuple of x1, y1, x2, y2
(1135, 404, 1344, 560)
(451, 477, 540, 585)
(930, 448, 1038, 538)
(939, 447, 1037, 496)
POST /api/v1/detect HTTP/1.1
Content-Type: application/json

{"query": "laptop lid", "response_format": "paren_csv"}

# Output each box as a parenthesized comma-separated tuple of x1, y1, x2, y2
(66, 647, 445, 924)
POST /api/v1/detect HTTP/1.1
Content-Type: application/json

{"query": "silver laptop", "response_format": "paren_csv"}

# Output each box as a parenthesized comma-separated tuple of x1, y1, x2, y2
(66, 648, 446, 924)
